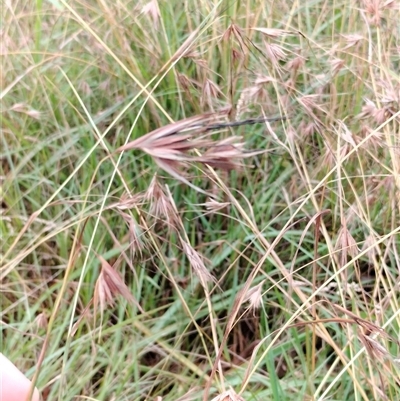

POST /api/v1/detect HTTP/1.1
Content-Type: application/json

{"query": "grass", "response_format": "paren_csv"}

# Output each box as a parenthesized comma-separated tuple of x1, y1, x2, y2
(1, 0, 400, 400)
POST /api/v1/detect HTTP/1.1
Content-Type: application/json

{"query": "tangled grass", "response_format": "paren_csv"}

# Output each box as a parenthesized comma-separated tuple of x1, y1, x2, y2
(1, 0, 400, 400)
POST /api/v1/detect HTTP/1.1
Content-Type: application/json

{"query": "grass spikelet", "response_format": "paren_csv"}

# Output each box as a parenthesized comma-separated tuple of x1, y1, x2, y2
(180, 238, 217, 287)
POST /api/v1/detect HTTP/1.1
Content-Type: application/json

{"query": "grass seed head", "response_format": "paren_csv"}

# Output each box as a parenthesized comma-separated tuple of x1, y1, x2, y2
(141, 0, 160, 29)
(264, 42, 287, 66)
(361, 334, 391, 363)
(145, 175, 179, 228)
(211, 389, 246, 401)
(201, 79, 223, 109)
(252, 27, 292, 38)
(330, 57, 345, 76)
(117, 112, 265, 193)
(243, 280, 265, 314)
(119, 212, 145, 254)
(222, 24, 246, 50)
(203, 197, 230, 212)
(286, 54, 306, 72)
(10, 103, 42, 120)
(341, 33, 364, 49)
(181, 238, 217, 287)
(94, 256, 135, 318)
(336, 225, 360, 259)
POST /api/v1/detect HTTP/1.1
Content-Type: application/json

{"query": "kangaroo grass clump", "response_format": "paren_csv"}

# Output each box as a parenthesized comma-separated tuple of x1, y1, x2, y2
(2, 0, 399, 400)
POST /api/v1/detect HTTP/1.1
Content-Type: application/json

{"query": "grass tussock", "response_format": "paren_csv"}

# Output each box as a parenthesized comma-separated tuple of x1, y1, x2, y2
(1, 0, 400, 400)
